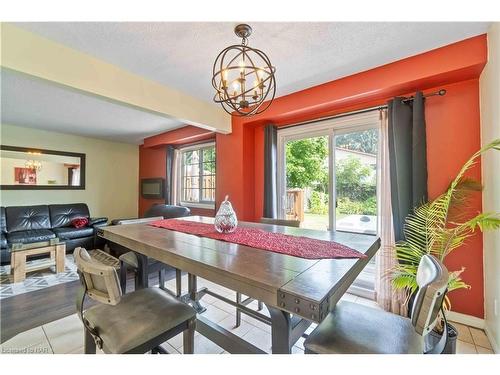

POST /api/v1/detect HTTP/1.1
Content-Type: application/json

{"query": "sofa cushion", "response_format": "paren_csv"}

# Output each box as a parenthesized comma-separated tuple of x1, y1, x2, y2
(52, 226, 94, 240)
(6, 205, 51, 232)
(49, 203, 90, 228)
(71, 217, 89, 228)
(7, 229, 56, 245)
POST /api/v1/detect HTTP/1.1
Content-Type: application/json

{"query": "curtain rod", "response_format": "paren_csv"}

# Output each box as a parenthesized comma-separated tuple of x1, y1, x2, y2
(279, 89, 447, 130)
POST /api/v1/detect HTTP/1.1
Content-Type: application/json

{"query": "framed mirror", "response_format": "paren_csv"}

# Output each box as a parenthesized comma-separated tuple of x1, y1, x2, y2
(0, 145, 86, 190)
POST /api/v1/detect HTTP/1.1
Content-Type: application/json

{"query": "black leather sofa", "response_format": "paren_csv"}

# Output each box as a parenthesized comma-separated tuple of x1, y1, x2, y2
(0, 203, 107, 265)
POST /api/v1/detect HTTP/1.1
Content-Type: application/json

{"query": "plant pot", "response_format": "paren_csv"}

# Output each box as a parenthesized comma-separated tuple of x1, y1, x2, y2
(425, 322, 458, 354)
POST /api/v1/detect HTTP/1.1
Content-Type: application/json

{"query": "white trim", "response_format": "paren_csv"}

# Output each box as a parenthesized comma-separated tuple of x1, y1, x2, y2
(278, 110, 381, 138)
(176, 142, 216, 206)
(276, 110, 381, 231)
(447, 310, 485, 329)
(348, 285, 376, 300)
(484, 323, 499, 354)
(177, 141, 216, 152)
(180, 202, 215, 210)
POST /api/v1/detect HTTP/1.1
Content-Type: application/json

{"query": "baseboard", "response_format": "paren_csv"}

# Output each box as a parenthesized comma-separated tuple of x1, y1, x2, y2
(484, 324, 499, 354)
(447, 310, 485, 329)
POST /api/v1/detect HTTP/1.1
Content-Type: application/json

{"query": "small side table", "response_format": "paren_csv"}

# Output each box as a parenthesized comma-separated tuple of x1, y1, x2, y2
(10, 240, 66, 283)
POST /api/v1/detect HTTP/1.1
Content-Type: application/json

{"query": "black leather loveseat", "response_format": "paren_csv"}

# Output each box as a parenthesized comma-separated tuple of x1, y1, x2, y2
(0, 203, 107, 264)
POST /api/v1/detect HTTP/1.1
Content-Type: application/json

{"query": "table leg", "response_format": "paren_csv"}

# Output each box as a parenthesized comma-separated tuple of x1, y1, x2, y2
(175, 268, 182, 297)
(187, 273, 206, 313)
(235, 292, 242, 327)
(55, 244, 65, 273)
(136, 253, 149, 289)
(267, 306, 292, 354)
(11, 252, 26, 283)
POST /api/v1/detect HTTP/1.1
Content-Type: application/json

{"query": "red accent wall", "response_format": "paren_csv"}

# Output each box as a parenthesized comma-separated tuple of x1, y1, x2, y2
(138, 144, 167, 217)
(425, 79, 483, 317)
(216, 35, 487, 318)
(139, 127, 216, 218)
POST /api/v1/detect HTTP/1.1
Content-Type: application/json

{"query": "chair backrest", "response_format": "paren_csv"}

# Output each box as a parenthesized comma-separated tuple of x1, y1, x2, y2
(113, 216, 163, 225)
(411, 255, 448, 336)
(260, 217, 301, 228)
(144, 204, 191, 219)
(74, 247, 122, 305)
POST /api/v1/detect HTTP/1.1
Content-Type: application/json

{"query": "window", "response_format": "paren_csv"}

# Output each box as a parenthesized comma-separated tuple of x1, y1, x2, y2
(277, 111, 381, 299)
(178, 143, 216, 207)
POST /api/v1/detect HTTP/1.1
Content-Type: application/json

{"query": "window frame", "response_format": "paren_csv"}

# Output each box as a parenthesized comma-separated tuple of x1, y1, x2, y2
(277, 111, 381, 234)
(177, 142, 216, 209)
(276, 111, 381, 299)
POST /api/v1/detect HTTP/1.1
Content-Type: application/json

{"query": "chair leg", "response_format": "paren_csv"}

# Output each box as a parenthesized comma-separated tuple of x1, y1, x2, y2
(119, 260, 127, 294)
(175, 268, 182, 297)
(258, 301, 264, 311)
(151, 346, 168, 354)
(235, 292, 242, 328)
(159, 268, 166, 291)
(84, 329, 97, 354)
(183, 318, 196, 354)
(134, 269, 140, 291)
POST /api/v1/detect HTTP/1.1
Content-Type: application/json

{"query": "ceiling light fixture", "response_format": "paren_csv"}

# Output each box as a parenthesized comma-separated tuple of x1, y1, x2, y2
(25, 159, 42, 171)
(212, 24, 276, 117)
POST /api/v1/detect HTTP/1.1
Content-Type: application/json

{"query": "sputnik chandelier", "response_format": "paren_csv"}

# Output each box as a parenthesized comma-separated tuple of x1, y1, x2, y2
(212, 24, 276, 117)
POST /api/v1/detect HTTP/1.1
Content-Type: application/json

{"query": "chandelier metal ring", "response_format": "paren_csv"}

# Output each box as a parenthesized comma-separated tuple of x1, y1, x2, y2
(212, 24, 276, 117)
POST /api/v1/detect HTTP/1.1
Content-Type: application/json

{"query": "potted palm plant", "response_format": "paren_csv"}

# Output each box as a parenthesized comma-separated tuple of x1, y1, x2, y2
(392, 138, 500, 353)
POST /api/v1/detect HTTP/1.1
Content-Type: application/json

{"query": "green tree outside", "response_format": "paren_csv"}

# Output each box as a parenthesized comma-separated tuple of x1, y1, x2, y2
(285, 135, 377, 217)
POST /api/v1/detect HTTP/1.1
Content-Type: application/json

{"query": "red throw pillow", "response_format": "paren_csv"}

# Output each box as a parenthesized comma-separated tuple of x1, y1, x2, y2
(71, 217, 89, 228)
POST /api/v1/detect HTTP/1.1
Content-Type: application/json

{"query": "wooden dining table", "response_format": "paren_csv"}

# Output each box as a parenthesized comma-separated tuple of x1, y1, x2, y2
(98, 216, 380, 354)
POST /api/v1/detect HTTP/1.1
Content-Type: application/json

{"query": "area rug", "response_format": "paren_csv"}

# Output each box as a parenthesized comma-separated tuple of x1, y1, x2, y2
(0, 255, 79, 300)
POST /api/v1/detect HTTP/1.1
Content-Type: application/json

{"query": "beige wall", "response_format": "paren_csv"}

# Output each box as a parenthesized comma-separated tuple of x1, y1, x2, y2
(480, 22, 500, 353)
(0, 123, 139, 220)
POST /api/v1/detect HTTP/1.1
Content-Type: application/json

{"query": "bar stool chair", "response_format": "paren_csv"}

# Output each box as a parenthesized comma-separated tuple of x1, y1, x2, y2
(113, 217, 184, 295)
(304, 254, 449, 354)
(74, 247, 196, 354)
(233, 217, 301, 327)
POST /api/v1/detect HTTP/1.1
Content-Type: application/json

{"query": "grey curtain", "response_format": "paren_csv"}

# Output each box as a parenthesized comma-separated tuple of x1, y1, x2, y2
(263, 124, 278, 218)
(165, 145, 175, 205)
(387, 92, 428, 241)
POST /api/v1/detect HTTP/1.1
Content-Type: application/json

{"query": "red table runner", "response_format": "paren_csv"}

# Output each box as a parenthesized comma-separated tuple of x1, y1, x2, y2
(149, 219, 366, 260)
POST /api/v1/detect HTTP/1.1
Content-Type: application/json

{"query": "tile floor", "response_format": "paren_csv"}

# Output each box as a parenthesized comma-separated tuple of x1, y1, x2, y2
(0, 276, 495, 354)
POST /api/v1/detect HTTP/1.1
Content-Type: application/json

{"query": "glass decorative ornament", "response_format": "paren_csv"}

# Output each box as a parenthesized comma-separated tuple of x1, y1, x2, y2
(212, 24, 276, 117)
(214, 195, 238, 233)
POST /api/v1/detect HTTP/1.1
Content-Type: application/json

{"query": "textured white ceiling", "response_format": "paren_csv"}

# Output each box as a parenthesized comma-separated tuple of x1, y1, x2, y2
(13, 22, 490, 103)
(2, 22, 490, 144)
(1, 69, 184, 144)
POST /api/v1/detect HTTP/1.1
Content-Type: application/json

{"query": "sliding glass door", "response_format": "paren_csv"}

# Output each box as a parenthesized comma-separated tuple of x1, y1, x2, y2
(277, 112, 380, 298)
(334, 128, 379, 235)
(281, 134, 330, 231)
